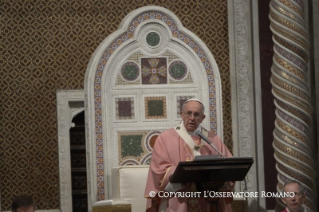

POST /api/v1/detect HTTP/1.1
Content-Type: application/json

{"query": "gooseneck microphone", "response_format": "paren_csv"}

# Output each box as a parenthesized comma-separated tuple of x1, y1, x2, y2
(194, 129, 226, 158)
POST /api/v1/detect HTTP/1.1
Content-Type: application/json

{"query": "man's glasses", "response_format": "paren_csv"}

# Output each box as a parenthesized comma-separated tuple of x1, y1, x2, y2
(182, 111, 202, 119)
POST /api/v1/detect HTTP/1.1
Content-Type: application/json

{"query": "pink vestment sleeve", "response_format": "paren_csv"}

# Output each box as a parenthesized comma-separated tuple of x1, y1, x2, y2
(144, 129, 180, 211)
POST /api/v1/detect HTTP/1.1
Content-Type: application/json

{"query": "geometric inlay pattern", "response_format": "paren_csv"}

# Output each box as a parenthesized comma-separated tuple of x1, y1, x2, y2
(144, 96, 167, 119)
(115, 97, 135, 120)
(0, 1, 230, 209)
(121, 62, 140, 81)
(118, 130, 161, 165)
(120, 135, 144, 158)
(168, 60, 188, 80)
(117, 51, 193, 86)
(141, 58, 167, 84)
(168, 71, 193, 84)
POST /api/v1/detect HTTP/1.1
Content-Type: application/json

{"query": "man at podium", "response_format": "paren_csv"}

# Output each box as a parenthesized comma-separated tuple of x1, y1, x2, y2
(144, 98, 234, 212)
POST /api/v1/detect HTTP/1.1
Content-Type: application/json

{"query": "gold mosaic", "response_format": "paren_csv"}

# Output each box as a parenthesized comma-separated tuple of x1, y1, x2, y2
(273, 35, 307, 61)
(275, 99, 311, 126)
(270, 11, 306, 38)
(275, 152, 314, 180)
(274, 55, 306, 81)
(0, 0, 231, 210)
(276, 119, 309, 146)
(273, 66, 306, 92)
(271, 23, 307, 50)
(273, 87, 311, 116)
(272, 74, 310, 103)
(273, 137, 312, 167)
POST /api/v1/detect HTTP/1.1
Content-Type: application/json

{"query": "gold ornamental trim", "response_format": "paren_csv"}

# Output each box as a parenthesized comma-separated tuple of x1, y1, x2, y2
(271, 23, 307, 49)
(273, 87, 311, 116)
(271, 1, 303, 23)
(276, 162, 314, 189)
(273, 35, 308, 61)
(275, 152, 315, 180)
(272, 66, 307, 91)
(273, 137, 313, 167)
(278, 0, 303, 17)
(269, 11, 307, 38)
(274, 55, 306, 81)
(276, 119, 309, 146)
(271, 74, 310, 103)
(275, 99, 311, 126)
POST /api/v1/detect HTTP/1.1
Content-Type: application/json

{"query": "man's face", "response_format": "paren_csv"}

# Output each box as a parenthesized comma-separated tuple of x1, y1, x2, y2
(181, 101, 205, 132)
(17, 206, 34, 212)
(282, 183, 305, 212)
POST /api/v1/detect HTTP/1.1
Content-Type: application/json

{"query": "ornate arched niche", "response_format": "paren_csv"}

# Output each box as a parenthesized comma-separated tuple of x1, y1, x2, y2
(84, 6, 223, 206)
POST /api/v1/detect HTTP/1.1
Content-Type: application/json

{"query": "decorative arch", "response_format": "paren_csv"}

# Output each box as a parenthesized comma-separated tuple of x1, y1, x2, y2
(84, 5, 223, 206)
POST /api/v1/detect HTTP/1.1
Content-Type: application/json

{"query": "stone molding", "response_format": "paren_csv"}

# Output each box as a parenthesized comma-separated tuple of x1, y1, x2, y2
(56, 90, 85, 212)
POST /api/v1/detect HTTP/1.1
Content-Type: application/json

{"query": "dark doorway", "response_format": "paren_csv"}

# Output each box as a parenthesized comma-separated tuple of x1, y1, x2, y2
(69, 111, 88, 212)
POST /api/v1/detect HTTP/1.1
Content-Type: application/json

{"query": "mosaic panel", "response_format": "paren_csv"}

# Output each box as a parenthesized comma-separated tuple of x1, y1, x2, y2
(145, 96, 167, 119)
(146, 31, 161, 47)
(168, 60, 188, 80)
(141, 58, 167, 84)
(116, 52, 146, 86)
(115, 97, 134, 120)
(120, 62, 140, 82)
(118, 131, 160, 165)
(117, 51, 193, 86)
(169, 72, 193, 84)
(176, 95, 196, 118)
(1, 0, 231, 210)
(120, 135, 144, 158)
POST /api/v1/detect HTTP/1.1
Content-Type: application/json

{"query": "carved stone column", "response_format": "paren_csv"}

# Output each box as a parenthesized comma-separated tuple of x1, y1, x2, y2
(269, 0, 316, 211)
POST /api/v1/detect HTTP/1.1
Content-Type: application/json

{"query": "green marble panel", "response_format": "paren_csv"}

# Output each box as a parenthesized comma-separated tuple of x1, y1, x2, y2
(147, 100, 164, 116)
(146, 32, 160, 46)
(120, 135, 144, 158)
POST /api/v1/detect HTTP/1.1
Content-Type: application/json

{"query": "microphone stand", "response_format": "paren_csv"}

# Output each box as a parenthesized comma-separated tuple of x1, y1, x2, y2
(194, 129, 227, 212)
(194, 130, 225, 158)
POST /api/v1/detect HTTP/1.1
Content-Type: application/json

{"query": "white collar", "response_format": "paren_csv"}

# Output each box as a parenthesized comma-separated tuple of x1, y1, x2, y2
(180, 121, 201, 136)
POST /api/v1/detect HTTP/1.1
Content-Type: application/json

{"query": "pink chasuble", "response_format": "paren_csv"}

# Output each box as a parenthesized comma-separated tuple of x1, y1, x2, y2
(144, 128, 234, 212)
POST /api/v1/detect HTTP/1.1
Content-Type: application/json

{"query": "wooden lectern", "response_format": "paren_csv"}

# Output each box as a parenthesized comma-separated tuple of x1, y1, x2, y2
(169, 156, 253, 212)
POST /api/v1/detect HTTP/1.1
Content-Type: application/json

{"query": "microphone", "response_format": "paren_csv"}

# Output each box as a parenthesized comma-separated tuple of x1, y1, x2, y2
(194, 129, 226, 158)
